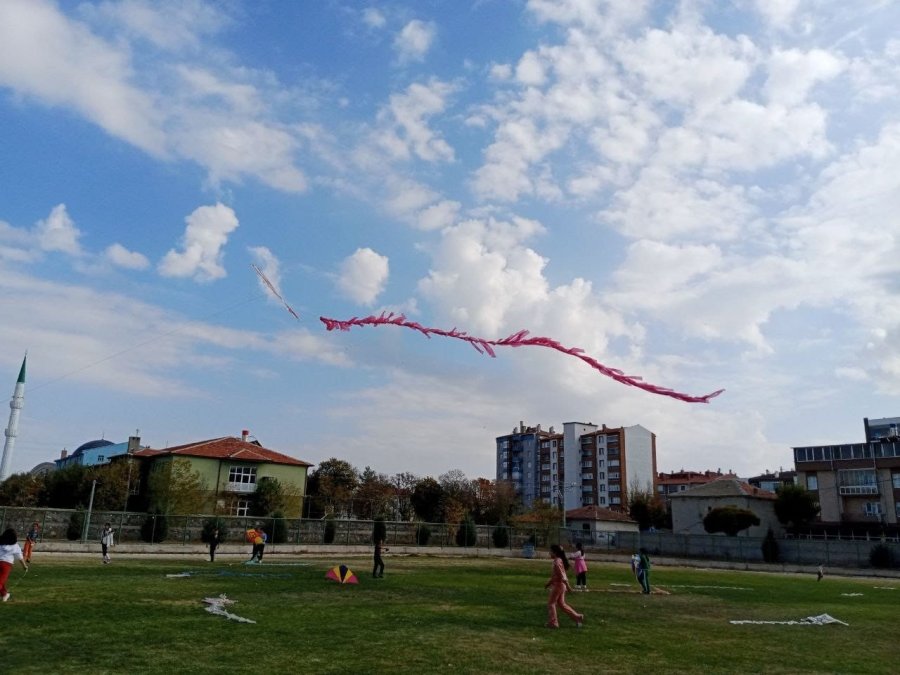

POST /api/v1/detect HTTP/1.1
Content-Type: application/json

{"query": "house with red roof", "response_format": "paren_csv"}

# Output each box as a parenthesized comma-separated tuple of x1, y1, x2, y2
(129, 430, 312, 518)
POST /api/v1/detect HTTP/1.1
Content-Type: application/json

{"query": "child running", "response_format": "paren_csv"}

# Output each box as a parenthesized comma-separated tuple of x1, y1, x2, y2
(0, 528, 29, 602)
(544, 544, 584, 629)
(23, 521, 39, 563)
(571, 542, 588, 591)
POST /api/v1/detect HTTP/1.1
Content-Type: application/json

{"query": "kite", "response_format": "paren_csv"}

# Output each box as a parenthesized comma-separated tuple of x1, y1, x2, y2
(202, 594, 256, 624)
(245, 528, 265, 545)
(252, 264, 300, 320)
(319, 313, 724, 404)
(729, 614, 847, 626)
(251, 264, 724, 404)
(325, 564, 359, 585)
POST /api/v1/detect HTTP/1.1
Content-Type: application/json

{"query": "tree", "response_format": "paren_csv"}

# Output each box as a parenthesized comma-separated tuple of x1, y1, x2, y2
(147, 459, 207, 515)
(627, 483, 668, 530)
(774, 484, 820, 534)
(456, 517, 477, 547)
(309, 458, 358, 516)
(703, 506, 760, 536)
(0, 472, 44, 506)
(87, 461, 132, 511)
(439, 469, 476, 525)
(43, 465, 91, 508)
(390, 472, 418, 521)
(411, 477, 444, 523)
(355, 467, 394, 520)
(252, 477, 286, 517)
(472, 478, 520, 525)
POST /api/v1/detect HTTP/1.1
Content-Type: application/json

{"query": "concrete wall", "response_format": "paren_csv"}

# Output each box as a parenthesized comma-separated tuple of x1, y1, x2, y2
(671, 496, 782, 537)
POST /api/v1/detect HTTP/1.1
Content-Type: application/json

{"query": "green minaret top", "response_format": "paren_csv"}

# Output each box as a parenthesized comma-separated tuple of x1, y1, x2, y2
(17, 354, 26, 384)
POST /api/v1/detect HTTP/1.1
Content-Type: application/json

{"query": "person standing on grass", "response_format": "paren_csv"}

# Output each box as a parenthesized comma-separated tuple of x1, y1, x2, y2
(249, 528, 268, 563)
(22, 521, 39, 563)
(637, 548, 651, 594)
(100, 523, 115, 564)
(373, 539, 388, 578)
(571, 542, 588, 592)
(0, 528, 29, 602)
(544, 544, 584, 629)
(209, 528, 220, 562)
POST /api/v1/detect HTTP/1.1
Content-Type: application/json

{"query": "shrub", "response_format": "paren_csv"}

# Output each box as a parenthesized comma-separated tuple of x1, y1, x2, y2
(415, 523, 431, 546)
(66, 508, 85, 541)
(456, 517, 477, 547)
(201, 518, 228, 544)
(761, 528, 779, 563)
(140, 512, 168, 543)
(492, 525, 509, 549)
(323, 517, 336, 544)
(373, 517, 387, 544)
(870, 543, 895, 569)
(703, 506, 760, 536)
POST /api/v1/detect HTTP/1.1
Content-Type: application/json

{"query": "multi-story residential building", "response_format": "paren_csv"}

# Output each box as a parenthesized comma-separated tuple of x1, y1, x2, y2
(793, 420, 900, 527)
(864, 417, 900, 442)
(497, 420, 657, 512)
(656, 469, 734, 505)
(746, 469, 796, 493)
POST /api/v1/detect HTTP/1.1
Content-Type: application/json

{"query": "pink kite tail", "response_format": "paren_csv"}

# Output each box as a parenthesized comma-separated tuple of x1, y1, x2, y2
(319, 314, 724, 404)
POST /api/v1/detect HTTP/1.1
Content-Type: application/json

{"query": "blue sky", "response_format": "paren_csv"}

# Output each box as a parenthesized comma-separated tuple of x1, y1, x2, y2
(1, 0, 899, 481)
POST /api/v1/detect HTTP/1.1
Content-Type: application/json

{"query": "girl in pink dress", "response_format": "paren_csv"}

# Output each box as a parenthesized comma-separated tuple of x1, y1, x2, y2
(544, 544, 584, 628)
(571, 542, 588, 591)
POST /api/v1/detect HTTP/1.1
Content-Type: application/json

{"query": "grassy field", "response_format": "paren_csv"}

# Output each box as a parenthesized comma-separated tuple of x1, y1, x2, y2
(1, 553, 897, 674)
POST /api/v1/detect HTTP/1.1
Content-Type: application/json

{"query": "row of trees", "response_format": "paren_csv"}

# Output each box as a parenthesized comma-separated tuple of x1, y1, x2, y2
(304, 459, 519, 525)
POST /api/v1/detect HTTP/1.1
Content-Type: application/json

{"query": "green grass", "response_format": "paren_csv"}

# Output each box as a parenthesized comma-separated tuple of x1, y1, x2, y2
(3, 555, 897, 674)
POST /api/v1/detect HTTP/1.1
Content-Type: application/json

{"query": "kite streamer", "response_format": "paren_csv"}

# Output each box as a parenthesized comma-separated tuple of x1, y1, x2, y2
(320, 312, 724, 404)
(252, 264, 300, 320)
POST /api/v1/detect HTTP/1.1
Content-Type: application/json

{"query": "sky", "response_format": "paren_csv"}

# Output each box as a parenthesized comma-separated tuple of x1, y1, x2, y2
(1, 0, 899, 482)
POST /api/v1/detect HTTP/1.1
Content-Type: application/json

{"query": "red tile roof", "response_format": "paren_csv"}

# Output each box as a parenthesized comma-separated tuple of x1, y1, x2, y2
(565, 505, 636, 523)
(671, 477, 776, 500)
(133, 436, 311, 467)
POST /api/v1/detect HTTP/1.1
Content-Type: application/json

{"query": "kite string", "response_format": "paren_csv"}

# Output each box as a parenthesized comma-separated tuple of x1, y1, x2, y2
(319, 312, 724, 404)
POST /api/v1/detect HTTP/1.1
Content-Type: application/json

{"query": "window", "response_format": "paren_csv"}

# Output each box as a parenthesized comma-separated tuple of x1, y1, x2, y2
(552, 440, 557, 448)
(583, 496, 593, 505)
(582, 461, 593, 468)
(582, 473, 593, 480)
(896, 501, 900, 518)
(806, 474, 818, 491)
(609, 460, 620, 468)
(893, 473, 900, 489)
(598, 496, 606, 505)
(97, 454, 105, 462)
(232, 499, 251, 517)
(228, 465, 258, 492)
(597, 472, 605, 480)
(864, 502, 883, 517)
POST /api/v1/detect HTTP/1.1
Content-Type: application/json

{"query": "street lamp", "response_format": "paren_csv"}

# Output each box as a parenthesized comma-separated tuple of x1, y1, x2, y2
(557, 482, 577, 529)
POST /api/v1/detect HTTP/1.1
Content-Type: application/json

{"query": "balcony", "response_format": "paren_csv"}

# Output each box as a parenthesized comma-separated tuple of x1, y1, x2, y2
(226, 482, 257, 493)
(838, 485, 878, 496)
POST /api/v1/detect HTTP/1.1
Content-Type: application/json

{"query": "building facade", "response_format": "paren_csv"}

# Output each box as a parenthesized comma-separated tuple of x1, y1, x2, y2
(497, 420, 657, 512)
(670, 477, 780, 536)
(793, 439, 900, 526)
(656, 469, 734, 505)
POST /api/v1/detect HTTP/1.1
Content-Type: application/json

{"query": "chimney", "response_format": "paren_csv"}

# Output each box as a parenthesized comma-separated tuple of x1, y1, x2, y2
(241, 429, 249, 442)
(60, 449, 68, 460)
(128, 430, 141, 453)
(519, 421, 524, 433)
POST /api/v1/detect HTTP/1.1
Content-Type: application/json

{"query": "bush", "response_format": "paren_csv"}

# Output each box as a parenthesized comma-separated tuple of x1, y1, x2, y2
(323, 517, 336, 544)
(492, 525, 509, 549)
(870, 543, 895, 569)
(140, 512, 168, 543)
(703, 506, 760, 536)
(415, 523, 431, 546)
(456, 518, 477, 547)
(201, 518, 228, 544)
(272, 512, 288, 544)
(761, 528, 779, 563)
(373, 517, 387, 544)
(66, 508, 85, 541)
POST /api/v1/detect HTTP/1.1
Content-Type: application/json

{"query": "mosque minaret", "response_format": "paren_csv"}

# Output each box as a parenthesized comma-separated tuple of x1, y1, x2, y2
(0, 354, 27, 482)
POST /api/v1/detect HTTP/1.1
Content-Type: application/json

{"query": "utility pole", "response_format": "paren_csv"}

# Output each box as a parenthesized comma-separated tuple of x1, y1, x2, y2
(83, 479, 97, 543)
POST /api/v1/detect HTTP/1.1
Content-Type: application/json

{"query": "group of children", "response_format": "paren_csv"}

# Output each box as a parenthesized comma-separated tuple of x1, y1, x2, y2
(544, 542, 653, 628)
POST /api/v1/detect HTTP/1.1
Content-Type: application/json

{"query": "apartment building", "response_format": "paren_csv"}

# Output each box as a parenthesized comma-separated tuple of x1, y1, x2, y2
(497, 420, 657, 512)
(793, 420, 900, 526)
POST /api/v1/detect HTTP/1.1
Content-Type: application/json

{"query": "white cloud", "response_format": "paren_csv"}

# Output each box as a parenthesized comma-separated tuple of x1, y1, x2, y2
(0, 0, 167, 155)
(394, 19, 436, 63)
(764, 48, 845, 106)
(104, 243, 150, 270)
(374, 80, 456, 163)
(362, 7, 386, 29)
(415, 200, 461, 232)
(35, 204, 82, 255)
(515, 51, 546, 86)
(337, 248, 390, 305)
(158, 203, 239, 282)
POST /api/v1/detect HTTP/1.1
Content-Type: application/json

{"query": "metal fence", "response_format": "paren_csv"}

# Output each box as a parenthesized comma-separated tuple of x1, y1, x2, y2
(1, 505, 897, 568)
